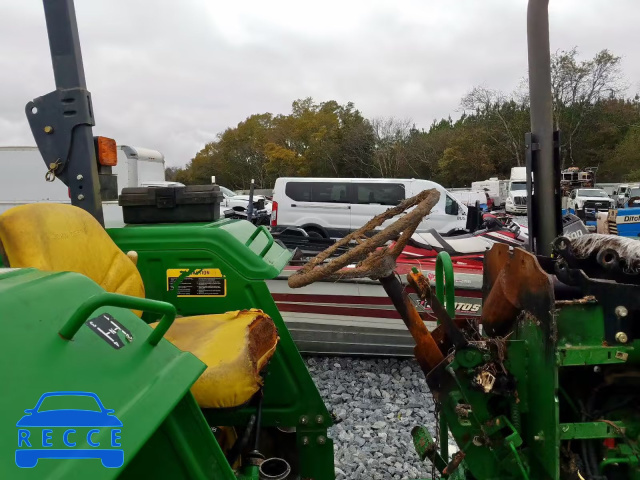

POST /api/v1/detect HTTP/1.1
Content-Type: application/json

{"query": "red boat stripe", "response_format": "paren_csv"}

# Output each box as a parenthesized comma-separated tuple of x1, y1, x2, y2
(277, 303, 405, 319)
(271, 291, 482, 304)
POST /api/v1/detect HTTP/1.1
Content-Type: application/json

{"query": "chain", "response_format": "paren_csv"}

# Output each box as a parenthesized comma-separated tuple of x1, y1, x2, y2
(45, 160, 62, 182)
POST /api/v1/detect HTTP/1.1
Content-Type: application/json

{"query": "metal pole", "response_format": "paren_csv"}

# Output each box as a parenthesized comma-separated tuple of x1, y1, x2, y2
(28, 0, 103, 224)
(247, 179, 255, 222)
(527, 0, 558, 255)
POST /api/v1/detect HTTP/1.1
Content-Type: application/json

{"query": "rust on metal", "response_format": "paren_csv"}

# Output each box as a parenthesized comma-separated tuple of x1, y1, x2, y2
(379, 274, 444, 372)
(482, 243, 554, 336)
(443, 450, 466, 475)
(555, 295, 597, 306)
(408, 269, 468, 348)
(407, 268, 431, 301)
(287, 189, 440, 288)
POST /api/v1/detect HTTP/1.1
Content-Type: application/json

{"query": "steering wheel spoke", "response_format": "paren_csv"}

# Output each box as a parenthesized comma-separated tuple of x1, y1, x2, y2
(288, 189, 441, 288)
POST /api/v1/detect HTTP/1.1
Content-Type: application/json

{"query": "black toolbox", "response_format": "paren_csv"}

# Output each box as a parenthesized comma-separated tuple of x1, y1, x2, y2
(119, 185, 223, 224)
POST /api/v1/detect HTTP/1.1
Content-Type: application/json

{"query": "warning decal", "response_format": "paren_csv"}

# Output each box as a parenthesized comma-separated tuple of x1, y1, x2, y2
(167, 268, 227, 297)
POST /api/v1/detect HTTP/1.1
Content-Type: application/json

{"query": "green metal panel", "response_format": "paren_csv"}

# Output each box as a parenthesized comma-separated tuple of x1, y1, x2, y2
(513, 315, 560, 480)
(121, 394, 235, 479)
(0, 268, 234, 479)
(437, 359, 525, 479)
(435, 252, 454, 464)
(559, 421, 626, 440)
(108, 220, 335, 479)
(556, 304, 605, 345)
(557, 346, 635, 366)
(556, 303, 639, 365)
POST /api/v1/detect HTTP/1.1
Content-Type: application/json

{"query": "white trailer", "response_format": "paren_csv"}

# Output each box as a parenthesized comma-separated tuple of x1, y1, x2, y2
(471, 177, 509, 208)
(0, 145, 166, 226)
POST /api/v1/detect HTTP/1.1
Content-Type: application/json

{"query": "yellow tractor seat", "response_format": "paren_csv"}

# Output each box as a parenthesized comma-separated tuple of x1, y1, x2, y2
(151, 310, 278, 409)
(0, 203, 144, 299)
(0, 203, 279, 409)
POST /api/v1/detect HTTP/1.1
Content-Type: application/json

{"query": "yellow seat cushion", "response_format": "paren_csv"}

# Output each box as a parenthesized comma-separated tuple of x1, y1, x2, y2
(0, 203, 144, 299)
(151, 309, 279, 409)
(0, 203, 279, 409)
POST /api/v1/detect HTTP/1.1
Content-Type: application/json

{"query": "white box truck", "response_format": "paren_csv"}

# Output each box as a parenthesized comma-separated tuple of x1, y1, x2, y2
(505, 167, 528, 214)
(0, 145, 168, 226)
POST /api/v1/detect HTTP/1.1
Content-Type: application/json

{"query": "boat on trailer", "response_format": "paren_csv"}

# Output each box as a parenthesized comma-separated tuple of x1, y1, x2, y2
(269, 212, 587, 356)
(268, 260, 483, 356)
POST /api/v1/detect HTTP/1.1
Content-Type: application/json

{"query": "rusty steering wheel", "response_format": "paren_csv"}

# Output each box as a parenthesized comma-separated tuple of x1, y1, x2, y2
(287, 189, 441, 288)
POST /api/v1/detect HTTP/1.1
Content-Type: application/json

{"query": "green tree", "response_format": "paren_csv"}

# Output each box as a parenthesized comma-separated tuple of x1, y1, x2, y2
(551, 48, 625, 166)
(607, 126, 640, 181)
(177, 46, 637, 189)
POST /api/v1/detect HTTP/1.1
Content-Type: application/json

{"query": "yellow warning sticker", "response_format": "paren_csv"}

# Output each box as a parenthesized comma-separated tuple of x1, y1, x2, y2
(166, 269, 226, 297)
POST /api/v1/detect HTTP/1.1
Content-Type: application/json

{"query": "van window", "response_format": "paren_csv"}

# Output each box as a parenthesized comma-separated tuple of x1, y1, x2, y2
(445, 195, 459, 215)
(285, 182, 312, 201)
(354, 183, 405, 206)
(313, 182, 349, 203)
(285, 182, 349, 203)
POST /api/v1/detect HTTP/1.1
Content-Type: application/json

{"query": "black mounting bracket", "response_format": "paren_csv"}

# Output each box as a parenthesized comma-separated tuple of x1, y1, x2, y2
(26, 87, 95, 184)
(526, 130, 562, 252)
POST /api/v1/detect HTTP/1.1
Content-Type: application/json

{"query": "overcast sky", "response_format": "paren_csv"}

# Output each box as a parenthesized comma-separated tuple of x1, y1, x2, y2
(1, 0, 639, 167)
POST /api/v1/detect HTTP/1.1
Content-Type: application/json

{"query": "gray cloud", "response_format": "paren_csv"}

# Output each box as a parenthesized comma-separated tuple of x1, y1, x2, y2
(1, 0, 639, 167)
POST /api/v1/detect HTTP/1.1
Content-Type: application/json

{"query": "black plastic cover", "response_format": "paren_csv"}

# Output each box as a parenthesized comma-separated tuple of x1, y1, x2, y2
(119, 185, 223, 224)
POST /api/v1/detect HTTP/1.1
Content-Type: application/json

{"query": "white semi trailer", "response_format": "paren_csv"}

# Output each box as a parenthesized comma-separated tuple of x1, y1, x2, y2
(0, 145, 168, 226)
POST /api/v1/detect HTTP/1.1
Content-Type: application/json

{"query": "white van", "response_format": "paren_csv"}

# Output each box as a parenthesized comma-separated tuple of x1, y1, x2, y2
(271, 178, 468, 238)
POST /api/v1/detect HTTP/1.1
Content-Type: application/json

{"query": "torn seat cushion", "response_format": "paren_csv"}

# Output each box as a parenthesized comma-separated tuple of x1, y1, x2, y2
(151, 309, 279, 409)
(0, 203, 145, 300)
(0, 203, 279, 409)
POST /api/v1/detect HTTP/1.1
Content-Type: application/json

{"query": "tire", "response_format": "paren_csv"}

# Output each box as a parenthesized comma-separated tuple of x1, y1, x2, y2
(304, 227, 326, 239)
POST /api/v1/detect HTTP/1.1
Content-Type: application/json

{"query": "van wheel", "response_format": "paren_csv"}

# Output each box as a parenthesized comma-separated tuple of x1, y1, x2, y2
(304, 227, 326, 239)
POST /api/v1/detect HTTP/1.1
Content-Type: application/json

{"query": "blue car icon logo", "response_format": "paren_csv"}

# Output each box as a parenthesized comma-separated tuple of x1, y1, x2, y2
(16, 391, 123, 468)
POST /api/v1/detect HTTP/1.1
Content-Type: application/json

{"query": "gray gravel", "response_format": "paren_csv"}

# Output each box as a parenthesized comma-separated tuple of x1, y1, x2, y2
(306, 356, 448, 480)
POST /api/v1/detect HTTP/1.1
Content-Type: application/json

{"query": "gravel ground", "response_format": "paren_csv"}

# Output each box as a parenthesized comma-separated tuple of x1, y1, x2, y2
(299, 216, 530, 479)
(306, 356, 453, 480)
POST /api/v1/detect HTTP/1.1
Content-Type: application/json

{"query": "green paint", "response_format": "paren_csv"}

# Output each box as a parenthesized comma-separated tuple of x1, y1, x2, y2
(0, 268, 230, 479)
(559, 421, 626, 440)
(108, 220, 334, 479)
(412, 426, 447, 474)
(0, 218, 333, 479)
(415, 258, 640, 480)
(436, 251, 455, 318)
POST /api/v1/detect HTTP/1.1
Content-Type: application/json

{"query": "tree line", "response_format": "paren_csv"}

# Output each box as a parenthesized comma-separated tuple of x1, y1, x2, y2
(167, 48, 640, 189)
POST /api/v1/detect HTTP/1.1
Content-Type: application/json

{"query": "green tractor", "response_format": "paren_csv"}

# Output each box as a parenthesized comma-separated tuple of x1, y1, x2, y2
(0, 2, 333, 479)
(1, 0, 639, 479)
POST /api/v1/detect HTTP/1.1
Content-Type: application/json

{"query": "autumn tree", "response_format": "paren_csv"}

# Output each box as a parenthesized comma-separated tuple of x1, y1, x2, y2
(461, 87, 529, 167)
(171, 47, 637, 188)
